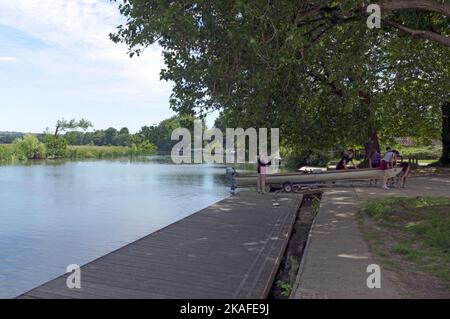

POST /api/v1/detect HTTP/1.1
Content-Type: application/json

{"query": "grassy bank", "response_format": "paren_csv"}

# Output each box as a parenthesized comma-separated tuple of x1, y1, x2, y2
(0, 144, 156, 162)
(359, 197, 450, 293)
(65, 145, 154, 159)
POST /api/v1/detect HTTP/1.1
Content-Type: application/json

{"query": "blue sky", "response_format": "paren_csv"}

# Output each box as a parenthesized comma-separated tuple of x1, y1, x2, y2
(0, 0, 195, 133)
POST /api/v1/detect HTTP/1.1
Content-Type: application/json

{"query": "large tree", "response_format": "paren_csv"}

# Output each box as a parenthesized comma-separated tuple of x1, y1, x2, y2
(111, 0, 449, 161)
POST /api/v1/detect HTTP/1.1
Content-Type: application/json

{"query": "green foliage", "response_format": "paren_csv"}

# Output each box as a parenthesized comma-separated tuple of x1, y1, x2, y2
(1, 117, 163, 162)
(65, 144, 157, 159)
(312, 196, 321, 216)
(0, 144, 15, 162)
(111, 0, 449, 160)
(129, 141, 158, 155)
(44, 134, 68, 158)
(54, 118, 93, 136)
(283, 149, 332, 169)
(1, 139, 157, 162)
(66, 145, 130, 159)
(104, 127, 118, 145)
(276, 281, 293, 297)
(0, 132, 24, 144)
(138, 114, 200, 152)
(392, 145, 441, 160)
(391, 243, 424, 262)
(58, 119, 186, 150)
(48, 122, 162, 149)
(12, 134, 46, 160)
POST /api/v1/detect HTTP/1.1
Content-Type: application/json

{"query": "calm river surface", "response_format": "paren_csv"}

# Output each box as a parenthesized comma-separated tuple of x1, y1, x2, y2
(0, 157, 233, 298)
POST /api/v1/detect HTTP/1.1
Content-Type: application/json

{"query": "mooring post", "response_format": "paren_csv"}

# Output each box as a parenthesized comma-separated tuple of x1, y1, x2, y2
(226, 167, 237, 195)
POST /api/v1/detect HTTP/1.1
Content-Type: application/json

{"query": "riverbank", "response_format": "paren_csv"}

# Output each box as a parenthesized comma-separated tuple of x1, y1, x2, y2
(0, 144, 156, 162)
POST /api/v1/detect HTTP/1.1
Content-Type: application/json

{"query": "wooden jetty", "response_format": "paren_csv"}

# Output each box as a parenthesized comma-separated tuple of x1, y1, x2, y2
(18, 192, 303, 299)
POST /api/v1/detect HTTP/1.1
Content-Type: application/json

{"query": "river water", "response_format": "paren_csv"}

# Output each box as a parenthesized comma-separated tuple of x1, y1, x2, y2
(0, 157, 233, 298)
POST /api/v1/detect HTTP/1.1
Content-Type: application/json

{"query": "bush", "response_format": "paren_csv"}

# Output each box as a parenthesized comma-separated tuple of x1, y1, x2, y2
(12, 134, 46, 160)
(0, 144, 14, 162)
(129, 141, 158, 155)
(44, 135, 68, 158)
(391, 145, 440, 160)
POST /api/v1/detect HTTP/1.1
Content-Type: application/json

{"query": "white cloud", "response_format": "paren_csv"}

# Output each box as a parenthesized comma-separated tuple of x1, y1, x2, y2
(0, 56, 20, 62)
(0, 0, 171, 94)
(0, 0, 178, 132)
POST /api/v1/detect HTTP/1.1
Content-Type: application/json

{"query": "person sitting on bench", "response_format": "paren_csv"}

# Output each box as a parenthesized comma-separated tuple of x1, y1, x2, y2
(336, 149, 355, 170)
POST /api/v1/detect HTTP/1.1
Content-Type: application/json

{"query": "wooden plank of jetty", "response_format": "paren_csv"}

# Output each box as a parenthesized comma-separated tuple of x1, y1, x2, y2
(18, 191, 302, 299)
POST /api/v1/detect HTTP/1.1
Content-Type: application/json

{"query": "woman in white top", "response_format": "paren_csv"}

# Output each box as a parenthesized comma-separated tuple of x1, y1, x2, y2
(381, 147, 396, 190)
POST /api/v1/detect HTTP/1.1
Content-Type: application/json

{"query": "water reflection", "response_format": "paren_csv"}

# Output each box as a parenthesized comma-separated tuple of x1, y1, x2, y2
(0, 157, 238, 298)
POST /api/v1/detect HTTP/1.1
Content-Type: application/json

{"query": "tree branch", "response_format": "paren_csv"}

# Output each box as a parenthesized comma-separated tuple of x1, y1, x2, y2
(306, 70, 345, 99)
(379, 0, 450, 19)
(384, 19, 450, 48)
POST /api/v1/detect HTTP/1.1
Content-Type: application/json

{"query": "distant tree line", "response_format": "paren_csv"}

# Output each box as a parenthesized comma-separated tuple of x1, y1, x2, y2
(62, 127, 136, 147)
(0, 132, 26, 144)
(1, 115, 201, 160)
(56, 114, 199, 152)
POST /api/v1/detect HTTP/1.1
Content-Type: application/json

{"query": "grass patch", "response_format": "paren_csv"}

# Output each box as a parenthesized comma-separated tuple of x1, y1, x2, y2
(361, 197, 450, 286)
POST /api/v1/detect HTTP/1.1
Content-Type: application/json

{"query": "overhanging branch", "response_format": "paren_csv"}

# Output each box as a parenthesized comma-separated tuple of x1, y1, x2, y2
(384, 19, 450, 48)
(379, 0, 450, 19)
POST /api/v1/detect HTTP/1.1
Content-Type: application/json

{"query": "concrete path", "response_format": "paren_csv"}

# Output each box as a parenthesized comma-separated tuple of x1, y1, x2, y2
(292, 187, 402, 299)
(293, 176, 450, 299)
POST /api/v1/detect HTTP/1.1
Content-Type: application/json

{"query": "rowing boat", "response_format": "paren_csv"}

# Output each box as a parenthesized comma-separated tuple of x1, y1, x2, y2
(235, 167, 402, 188)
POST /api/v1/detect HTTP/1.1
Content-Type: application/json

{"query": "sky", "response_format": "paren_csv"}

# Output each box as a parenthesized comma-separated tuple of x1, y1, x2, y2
(0, 0, 199, 133)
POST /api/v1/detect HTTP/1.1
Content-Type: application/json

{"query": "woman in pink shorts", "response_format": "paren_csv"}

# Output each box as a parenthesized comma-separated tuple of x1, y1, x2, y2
(257, 153, 271, 194)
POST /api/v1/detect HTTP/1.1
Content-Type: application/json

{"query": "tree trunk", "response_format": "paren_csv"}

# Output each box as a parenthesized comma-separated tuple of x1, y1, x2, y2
(441, 100, 450, 166)
(365, 130, 380, 158)
(359, 91, 381, 160)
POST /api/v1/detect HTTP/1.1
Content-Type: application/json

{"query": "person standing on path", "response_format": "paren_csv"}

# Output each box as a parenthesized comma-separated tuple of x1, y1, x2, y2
(381, 147, 396, 190)
(257, 152, 271, 194)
